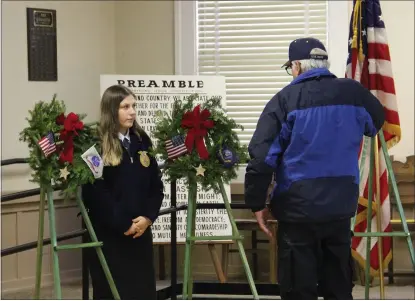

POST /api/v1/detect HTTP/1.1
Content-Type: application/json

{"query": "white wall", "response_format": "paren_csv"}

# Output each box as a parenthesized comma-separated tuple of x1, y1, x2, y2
(1, 1, 117, 192)
(378, 1, 414, 162)
(114, 0, 174, 75)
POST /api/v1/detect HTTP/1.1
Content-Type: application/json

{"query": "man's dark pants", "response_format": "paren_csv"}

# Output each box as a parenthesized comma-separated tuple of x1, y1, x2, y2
(277, 218, 354, 299)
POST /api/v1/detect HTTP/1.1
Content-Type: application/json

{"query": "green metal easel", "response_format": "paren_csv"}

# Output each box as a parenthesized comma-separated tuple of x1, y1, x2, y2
(352, 131, 415, 299)
(34, 187, 120, 299)
(182, 173, 259, 300)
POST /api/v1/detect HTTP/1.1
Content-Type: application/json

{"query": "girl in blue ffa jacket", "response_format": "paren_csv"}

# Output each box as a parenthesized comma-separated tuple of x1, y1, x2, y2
(82, 85, 164, 300)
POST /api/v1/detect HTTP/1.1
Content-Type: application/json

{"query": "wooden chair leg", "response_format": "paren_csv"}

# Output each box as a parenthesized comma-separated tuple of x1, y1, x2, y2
(252, 230, 258, 279)
(388, 237, 394, 284)
(221, 244, 230, 282)
(269, 225, 277, 283)
(158, 245, 165, 280)
(207, 244, 227, 283)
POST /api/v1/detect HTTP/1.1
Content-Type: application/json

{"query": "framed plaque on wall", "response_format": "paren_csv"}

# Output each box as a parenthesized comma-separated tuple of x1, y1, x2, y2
(26, 8, 57, 81)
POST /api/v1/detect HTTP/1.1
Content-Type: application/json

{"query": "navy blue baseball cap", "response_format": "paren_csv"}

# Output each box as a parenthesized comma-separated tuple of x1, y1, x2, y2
(282, 37, 328, 68)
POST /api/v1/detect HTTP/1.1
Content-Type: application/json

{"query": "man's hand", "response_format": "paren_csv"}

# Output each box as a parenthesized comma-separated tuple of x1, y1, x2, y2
(131, 216, 152, 238)
(254, 208, 273, 238)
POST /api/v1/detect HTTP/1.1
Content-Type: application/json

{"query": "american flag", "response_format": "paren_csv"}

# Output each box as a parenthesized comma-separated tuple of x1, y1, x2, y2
(38, 132, 57, 157)
(345, 0, 400, 275)
(165, 135, 188, 159)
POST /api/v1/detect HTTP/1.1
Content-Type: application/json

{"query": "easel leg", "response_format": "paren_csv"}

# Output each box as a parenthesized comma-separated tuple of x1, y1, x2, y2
(364, 138, 375, 300)
(182, 177, 197, 300)
(76, 194, 121, 299)
(374, 136, 385, 299)
(188, 189, 197, 299)
(379, 131, 415, 271)
(218, 181, 259, 299)
(46, 188, 62, 299)
(34, 187, 46, 299)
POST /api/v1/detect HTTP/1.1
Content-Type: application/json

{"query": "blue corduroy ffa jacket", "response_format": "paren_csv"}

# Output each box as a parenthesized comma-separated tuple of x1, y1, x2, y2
(82, 131, 164, 233)
(245, 68, 385, 223)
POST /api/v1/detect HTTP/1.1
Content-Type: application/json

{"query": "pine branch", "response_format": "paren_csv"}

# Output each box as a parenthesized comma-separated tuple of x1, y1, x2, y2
(19, 95, 100, 199)
(152, 93, 249, 193)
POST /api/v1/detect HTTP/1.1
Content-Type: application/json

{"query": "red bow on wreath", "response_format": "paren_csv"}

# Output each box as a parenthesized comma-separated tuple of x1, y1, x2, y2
(181, 105, 214, 160)
(56, 112, 84, 163)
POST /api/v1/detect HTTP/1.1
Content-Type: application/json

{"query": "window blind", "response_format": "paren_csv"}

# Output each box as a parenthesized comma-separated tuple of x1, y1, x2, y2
(196, 0, 328, 145)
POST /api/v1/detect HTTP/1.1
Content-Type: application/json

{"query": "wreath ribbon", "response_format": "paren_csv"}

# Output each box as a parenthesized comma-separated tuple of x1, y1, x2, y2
(181, 105, 214, 160)
(56, 112, 84, 163)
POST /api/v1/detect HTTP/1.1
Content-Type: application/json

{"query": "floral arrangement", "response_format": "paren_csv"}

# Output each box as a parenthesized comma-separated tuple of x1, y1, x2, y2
(151, 93, 249, 194)
(19, 95, 101, 199)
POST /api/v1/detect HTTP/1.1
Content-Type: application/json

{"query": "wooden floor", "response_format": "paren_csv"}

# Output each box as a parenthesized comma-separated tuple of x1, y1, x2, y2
(2, 280, 414, 299)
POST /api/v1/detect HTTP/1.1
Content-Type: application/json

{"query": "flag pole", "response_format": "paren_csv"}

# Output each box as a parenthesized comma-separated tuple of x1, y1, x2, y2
(374, 135, 385, 299)
(364, 137, 375, 299)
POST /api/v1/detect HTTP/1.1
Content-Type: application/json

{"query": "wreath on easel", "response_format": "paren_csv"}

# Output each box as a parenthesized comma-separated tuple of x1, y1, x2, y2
(151, 93, 248, 194)
(19, 95, 102, 199)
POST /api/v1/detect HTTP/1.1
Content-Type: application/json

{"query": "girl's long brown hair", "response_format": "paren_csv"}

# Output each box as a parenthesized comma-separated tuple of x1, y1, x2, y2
(99, 85, 150, 166)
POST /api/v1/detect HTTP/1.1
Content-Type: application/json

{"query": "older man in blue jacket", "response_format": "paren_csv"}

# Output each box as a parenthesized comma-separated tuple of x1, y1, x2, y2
(245, 37, 385, 299)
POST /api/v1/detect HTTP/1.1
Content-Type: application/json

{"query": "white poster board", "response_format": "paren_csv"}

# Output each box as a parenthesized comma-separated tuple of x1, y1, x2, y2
(100, 75, 232, 243)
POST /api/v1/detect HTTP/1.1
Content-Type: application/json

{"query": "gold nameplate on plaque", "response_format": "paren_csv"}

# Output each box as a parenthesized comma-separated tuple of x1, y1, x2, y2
(138, 151, 150, 168)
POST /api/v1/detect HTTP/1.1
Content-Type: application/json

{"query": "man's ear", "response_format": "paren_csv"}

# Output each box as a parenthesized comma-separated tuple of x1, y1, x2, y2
(293, 61, 302, 74)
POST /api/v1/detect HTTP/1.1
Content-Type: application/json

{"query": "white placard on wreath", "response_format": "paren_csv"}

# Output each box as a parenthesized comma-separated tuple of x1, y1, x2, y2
(100, 75, 232, 243)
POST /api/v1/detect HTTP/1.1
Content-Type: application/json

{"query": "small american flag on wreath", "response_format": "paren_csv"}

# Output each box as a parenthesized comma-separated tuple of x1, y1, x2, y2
(38, 132, 57, 157)
(165, 135, 188, 160)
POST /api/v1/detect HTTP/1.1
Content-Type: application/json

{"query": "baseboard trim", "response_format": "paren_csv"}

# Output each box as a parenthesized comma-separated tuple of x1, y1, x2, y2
(1, 268, 82, 294)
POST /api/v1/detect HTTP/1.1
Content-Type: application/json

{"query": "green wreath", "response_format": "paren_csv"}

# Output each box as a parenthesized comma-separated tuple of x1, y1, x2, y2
(19, 95, 100, 199)
(152, 93, 249, 194)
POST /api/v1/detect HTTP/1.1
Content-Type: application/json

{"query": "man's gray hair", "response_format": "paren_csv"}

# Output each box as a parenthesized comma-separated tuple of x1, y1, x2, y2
(298, 48, 330, 72)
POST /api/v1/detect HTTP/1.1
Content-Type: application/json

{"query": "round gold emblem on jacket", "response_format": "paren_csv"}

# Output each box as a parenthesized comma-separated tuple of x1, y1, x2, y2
(138, 151, 150, 167)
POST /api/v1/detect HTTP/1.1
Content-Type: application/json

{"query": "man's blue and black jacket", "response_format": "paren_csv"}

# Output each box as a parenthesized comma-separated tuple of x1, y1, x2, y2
(244, 68, 385, 223)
